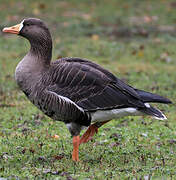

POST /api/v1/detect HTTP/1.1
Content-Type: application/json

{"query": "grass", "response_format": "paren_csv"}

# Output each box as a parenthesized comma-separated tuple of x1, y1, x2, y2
(0, 0, 176, 179)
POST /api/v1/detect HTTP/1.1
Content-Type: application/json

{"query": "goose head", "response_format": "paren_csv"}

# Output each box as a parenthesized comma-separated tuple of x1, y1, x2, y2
(3, 18, 52, 63)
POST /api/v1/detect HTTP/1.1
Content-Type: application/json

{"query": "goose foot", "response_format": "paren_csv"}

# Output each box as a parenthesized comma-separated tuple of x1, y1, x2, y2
(80, 121, 109, 144)
(80, 124, 98, 144)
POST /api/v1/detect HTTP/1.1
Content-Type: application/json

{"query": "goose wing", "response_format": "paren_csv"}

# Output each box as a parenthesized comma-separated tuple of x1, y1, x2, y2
(46, 58, 145, 112)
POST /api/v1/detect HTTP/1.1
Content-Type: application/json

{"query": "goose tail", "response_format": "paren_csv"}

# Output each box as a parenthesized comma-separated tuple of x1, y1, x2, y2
(136, 89, 172, 104)
(140, 103, 167, 120)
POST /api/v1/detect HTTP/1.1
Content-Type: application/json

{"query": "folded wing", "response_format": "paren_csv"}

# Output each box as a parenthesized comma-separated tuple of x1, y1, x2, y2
(45, 58, 148, 112)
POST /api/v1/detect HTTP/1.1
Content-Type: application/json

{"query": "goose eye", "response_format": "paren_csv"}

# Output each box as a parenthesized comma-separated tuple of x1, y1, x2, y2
(25, 23, 30, 26)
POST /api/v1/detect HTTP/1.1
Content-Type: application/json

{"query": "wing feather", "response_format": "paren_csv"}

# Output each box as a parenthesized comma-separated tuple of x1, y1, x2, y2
(45, 57, 145, 111)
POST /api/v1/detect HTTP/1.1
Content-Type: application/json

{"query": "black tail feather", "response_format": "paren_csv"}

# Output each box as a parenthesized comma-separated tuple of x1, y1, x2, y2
(135, 89, 172, 104)
(140, 105, 166, 120)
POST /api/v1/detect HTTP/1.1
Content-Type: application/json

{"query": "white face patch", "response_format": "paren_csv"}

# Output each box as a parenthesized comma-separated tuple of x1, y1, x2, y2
(19, 19, 25, 32)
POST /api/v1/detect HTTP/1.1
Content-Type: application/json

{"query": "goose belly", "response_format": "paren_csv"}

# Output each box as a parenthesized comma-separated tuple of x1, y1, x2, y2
(91, 108, 143, 123)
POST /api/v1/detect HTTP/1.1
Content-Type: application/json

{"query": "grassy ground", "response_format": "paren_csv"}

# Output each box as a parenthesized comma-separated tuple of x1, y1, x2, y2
(0, 0, 176, 179)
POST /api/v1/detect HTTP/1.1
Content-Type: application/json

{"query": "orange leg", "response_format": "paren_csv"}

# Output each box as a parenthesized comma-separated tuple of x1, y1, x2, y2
(72, 135, 80, 161)
(80, 121, 109, 144)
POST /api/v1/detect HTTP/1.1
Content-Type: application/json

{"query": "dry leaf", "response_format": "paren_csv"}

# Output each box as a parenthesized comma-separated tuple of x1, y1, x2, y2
(144, 16, 152, 23)
(91, 34, 99, 41)
(38, 3, 46, 9)
(139, 45, 145, 50)
(62, 22, 70, 27)
(138, 51, 144, 57)
(53, 154, 64, 160)
(52, 134, 60, 139)
(33, 8, 40, 15)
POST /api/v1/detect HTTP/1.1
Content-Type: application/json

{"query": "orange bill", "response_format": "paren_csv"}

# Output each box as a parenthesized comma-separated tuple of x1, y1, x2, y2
(3, 23, 21, 34)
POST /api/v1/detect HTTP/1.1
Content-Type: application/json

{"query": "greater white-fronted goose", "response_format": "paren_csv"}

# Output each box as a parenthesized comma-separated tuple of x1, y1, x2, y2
(3, 18, 172, 161)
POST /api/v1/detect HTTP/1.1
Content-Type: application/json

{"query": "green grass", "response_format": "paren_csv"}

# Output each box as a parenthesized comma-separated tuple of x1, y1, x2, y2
(0, 0, 176, 179)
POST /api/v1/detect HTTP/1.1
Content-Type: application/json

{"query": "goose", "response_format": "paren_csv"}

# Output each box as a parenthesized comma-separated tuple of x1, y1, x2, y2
(3, 18, 172, 161)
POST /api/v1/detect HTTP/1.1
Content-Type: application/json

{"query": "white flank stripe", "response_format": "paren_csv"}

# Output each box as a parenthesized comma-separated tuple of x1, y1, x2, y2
(48, 91, 84, 112)
(91, 108, 143, 123)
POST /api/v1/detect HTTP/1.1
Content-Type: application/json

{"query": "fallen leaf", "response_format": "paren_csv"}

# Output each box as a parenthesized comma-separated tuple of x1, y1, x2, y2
(91, 34, 99, 41)
(132, 50, 137, 55)
(51, 134, 60, 139)
(144, 16, 152, 23)
(170, 1, 176, 8)
(138, 50, 144, 57)
(0, 103, 16, 107)
(38, 3, 46, 9)
(33, 8, 40, 15)
(62, 22, 70, 27)
(139, 45, 145, 50)
(53, 154, 64, 160)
